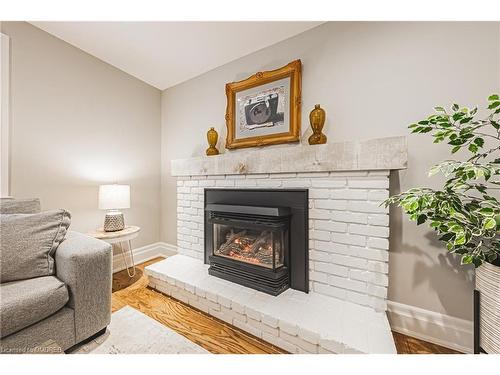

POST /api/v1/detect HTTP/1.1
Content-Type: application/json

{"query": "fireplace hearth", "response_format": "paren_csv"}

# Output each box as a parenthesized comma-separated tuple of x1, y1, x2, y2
(204, 189, 308, 295)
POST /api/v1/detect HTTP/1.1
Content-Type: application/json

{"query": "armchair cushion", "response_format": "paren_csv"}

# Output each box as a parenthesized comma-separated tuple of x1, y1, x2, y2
(0, 198, 41, 214)
(0, 276, 69, 337)
(0, 209, 71, 282)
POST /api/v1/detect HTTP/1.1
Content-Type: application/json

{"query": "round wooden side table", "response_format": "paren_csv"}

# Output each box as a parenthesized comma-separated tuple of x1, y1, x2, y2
(88, 225, 140, 278)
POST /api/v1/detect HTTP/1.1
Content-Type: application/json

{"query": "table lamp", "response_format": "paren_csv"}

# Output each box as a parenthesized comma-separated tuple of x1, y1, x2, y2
(98, 184, 130, 232)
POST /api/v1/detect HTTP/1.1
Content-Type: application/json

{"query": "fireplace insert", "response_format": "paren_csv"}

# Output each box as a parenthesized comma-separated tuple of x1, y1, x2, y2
(204, 189, 308, 296)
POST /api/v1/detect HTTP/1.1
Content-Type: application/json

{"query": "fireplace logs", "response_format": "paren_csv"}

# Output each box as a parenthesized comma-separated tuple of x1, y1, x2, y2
(215, 229, 275, 266)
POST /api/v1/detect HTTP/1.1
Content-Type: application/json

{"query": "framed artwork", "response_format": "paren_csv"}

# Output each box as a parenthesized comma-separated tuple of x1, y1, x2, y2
(225, 59, 302, 149)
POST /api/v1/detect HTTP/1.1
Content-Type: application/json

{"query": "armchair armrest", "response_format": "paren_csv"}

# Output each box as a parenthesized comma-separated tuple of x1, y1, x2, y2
(55, 230, 112, 342)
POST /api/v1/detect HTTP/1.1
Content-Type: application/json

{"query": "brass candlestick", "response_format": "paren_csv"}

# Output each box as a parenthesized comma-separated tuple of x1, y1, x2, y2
(206, 127, 220, 156)
(308, 104, 327, 145)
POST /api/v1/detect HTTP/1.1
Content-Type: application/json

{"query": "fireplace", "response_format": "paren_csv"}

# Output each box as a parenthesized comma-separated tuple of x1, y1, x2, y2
(204, 189, 308, 296)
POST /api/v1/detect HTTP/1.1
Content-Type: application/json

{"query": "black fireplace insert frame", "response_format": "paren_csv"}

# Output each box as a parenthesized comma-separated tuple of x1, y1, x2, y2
(204, 188, 309, 294)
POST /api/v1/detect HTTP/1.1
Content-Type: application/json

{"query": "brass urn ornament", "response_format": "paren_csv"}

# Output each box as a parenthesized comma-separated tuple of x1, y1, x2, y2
(206, 127, 220, 156)
(308, 104, 327, 145)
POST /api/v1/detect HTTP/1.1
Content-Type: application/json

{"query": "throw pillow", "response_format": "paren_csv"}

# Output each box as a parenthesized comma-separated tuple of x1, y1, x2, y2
(0, 209, 71, 282)
(0, 198, 41, 214)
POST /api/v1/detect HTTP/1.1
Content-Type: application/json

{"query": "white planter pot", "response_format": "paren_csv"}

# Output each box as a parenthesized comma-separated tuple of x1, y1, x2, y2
(476, 262, 500, 354)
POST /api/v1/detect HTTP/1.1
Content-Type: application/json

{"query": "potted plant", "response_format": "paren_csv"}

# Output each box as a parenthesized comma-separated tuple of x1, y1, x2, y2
(384, 95, 500, 353)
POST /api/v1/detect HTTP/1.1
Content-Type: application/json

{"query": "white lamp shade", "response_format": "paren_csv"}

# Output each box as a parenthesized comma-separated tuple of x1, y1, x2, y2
(98, 184, 130, 210)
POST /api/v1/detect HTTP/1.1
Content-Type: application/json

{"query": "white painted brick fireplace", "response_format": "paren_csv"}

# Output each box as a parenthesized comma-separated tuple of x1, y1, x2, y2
(146, 136, 407, 353)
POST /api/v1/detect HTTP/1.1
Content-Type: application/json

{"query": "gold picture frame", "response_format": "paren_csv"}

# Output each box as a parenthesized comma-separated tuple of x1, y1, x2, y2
(225, 59, 302, 149)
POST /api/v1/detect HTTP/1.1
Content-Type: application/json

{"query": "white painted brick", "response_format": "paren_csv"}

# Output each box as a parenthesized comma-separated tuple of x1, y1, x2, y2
(191, 200, 204, 209)
(310, 230, 331, 241)
(309, 250, 331, 262)
(278, 320, 298, 336)
(261, 313, 279, 328)
(330, 171, 368, 177)
(269, 173, 296, 179)
(367, 214, 389, 226)
(247, 317, 279, 336)
(247, 173, 269, 179)
(331, 233, 366, 247)
(314, 240, 349, 256)
(366, 237, 390, 250)
(215, 179, 234, 187)
(313, 282, 347, 299)
(279, 330, 318, 353)
(178, 200, 190, 207)
(310, 270, 328, 283)
(177, 240, 191, 249)
(176, 180, 184, 187)
(366, 284, 387, 298)
(235, 179, 257, 187)
(309, 189, 330, 199)
(368, 170, 390, 176)
(327, 275, 366, 293)
(314, 220, 347, 233)
(309, 209, 330, 220)
(319, 338, 345, 353)
(331, 211, 368, 224)
(177, 186, 191, 194)
(233, 319, 262, 338)
(315, 199, 347, 210)
(256, 179, 282, 187)
(185, 180, 199, 187)
(298, 327, 320, 344)
(282, 179, 312, 188)
(349, 201, 388, 214)
(330, 259, 371, 280)
(262, 332, 298, 353)
(297, 172, 329, 178)
(347, 179, 388, 189)
(330, 189, 368, 200)
(366, 260, 389, 273)
(349, 224, 389, 238)
(314, 262, 348, 277)
(352, 246, 389, 261)
(311, 179, 346, 188)
(346, 290, 369, 306)
(367, 190, 389, 201)
(207, 175, 225, 180)
(191, 187, 203, 195)
(198, 179, 215, 187)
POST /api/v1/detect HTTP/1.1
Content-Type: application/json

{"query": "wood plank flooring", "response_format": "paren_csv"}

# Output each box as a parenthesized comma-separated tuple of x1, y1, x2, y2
(112, 257, 461, 354)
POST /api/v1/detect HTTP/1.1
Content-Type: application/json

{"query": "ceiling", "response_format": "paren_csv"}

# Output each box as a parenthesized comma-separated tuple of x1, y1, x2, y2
(31, 22, 322, 90)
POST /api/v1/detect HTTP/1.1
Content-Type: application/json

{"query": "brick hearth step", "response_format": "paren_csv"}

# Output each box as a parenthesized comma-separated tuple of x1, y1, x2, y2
(145, 254, 396, 354)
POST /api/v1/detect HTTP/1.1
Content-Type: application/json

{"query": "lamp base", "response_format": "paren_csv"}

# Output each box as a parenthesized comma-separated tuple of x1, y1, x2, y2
(104, 211, 125, 232)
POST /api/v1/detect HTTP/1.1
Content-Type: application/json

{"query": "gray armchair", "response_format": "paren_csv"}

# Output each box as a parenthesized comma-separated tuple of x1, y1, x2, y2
(1, 204, 112, 353)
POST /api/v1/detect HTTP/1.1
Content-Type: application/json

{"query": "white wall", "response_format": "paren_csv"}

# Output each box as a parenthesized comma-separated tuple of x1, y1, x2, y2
(161, 22, 500, 322)
(1, 22, 162, 247)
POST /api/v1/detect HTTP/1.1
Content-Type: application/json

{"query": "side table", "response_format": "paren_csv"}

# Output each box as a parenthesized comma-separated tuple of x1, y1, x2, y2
(89, 225, 140, 278)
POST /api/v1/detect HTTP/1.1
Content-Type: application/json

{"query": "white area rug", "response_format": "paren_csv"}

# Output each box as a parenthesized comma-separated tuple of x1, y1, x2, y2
(73, 306, 208, 354)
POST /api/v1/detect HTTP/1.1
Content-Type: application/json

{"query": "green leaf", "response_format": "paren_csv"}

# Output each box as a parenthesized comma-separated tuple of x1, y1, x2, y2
(468, 143, 478, 153)
(474, 138, 484, 147)
(417, 214, 427, 225)
(488, 94, 499, 101)
(461, 254, 473, 265)
(478, 207, 494, 216)
(452, 104, 459, 111)
(451, 146, 461, 154)
(484, 218, 496, 230)
(488, 101, 500, 109)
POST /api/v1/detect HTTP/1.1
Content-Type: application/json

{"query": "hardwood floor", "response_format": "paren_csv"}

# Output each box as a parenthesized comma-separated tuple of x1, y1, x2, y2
(112, 257, 461, 354)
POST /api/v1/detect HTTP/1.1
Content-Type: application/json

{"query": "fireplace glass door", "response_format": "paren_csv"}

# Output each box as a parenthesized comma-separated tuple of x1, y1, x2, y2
(212, 222, 286, 270)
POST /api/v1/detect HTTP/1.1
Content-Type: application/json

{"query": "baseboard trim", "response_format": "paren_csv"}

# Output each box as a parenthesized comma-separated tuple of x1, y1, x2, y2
(112, 242, 177, 273)
(387, 300, 473, 354)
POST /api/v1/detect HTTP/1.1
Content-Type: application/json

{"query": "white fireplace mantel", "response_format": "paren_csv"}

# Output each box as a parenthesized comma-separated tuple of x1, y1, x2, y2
(171, 136, 407, 176)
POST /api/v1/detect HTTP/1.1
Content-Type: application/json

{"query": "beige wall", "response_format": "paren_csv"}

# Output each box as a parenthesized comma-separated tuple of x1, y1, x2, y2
(2, 22, 162, 247)
(161, 22, 500, 320)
